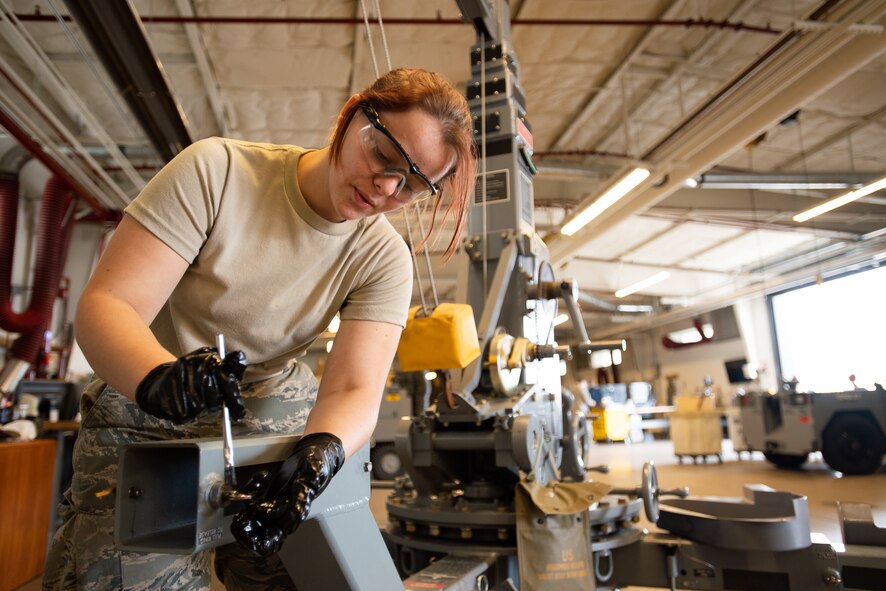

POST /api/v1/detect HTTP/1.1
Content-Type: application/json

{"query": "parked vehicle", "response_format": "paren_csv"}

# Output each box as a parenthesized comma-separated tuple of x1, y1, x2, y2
(738, 382, 886, 475)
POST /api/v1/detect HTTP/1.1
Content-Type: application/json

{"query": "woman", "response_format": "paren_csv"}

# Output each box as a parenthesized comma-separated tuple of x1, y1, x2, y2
(43, 68, 475, 590)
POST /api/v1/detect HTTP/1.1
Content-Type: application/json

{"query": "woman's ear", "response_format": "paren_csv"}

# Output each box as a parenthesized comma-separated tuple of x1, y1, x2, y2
(338, 94, 361, 127)
(335, 94, 363, 133)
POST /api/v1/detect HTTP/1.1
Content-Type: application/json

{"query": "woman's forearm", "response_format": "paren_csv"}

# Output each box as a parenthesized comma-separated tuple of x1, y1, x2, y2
(75, 291, 177, 400)
(303, 387, 382, 458)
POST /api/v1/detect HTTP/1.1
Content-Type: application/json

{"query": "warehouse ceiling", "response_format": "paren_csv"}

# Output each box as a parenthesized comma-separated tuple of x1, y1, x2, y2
(1, 0, 884, 341)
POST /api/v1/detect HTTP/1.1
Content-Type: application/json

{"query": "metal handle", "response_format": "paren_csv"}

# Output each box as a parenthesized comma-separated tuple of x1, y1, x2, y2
(217, 334, 236, 488)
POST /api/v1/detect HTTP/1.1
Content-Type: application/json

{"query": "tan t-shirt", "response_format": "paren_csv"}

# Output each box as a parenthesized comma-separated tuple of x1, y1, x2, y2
(124, 137, 412, 378)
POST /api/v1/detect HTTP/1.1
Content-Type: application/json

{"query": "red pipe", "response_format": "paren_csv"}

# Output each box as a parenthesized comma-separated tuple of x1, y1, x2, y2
(10, 208, 75, 368)
(661, 318, 713, 350)
(13, 13, 780, 35)
(0, 176, 74, 346)
(0, 174, 20, 325)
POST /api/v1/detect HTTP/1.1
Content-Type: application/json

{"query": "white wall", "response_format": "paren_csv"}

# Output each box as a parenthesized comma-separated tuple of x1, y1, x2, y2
(570, 300, 778, 405)
(655, 336, 747, 400)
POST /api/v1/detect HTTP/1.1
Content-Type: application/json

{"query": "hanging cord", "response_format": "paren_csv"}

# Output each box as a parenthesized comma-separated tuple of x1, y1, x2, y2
(403, 210, 429, 313)
(358, 0, 381, 78)
(480, 33, 489, 302)
(415, 200, 440, 308)
(371, 0, 392, 72)
(359, 0, 439, 314)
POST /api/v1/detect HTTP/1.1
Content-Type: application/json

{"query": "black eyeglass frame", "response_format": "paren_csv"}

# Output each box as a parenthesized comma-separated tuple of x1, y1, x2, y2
(360, 105, 440, 199)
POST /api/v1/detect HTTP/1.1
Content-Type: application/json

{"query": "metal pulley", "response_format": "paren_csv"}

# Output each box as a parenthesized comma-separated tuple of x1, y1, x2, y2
(487, 327, 521, 395)
(487, 327, 572, 396)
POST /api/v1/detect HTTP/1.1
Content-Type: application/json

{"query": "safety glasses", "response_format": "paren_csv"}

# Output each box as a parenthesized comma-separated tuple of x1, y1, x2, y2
(358, 105, 440, 203)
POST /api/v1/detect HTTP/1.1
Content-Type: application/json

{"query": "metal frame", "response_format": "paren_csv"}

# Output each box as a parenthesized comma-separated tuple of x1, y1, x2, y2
(116, 434, 402, 590)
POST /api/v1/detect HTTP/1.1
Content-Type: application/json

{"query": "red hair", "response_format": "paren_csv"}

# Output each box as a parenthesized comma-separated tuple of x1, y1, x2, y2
(329, 68, 476, 260)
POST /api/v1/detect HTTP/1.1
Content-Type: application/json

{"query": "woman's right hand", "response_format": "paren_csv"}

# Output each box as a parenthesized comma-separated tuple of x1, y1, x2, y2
(134, 346, 247, 423)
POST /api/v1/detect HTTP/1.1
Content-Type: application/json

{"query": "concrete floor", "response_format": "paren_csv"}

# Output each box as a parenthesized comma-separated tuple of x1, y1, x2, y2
(18, 439, 885, 590)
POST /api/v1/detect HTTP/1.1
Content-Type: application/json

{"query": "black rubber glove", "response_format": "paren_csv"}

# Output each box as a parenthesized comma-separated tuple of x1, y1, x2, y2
(231, 432, 345, 556)
(230, 471, 281, 557)
(135, 346, 247, 424)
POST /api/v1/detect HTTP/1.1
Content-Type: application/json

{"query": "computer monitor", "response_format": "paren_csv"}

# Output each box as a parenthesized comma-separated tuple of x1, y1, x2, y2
(725, 358, 753, 384)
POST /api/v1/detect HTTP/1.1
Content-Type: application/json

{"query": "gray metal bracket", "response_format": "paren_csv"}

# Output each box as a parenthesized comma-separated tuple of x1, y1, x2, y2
(656, 484, 811, 551)
(839, 502, 886, 547)
(116, 434, 403, 590)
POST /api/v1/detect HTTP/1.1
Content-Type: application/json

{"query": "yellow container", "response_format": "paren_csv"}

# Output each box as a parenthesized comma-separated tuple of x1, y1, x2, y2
(590, 407, 629, 442)
(397, 303, 480, 371)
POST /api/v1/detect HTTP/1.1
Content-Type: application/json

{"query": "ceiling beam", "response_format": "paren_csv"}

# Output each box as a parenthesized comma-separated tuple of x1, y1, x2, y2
(550, 0, 690, 151)
(548, 0, 886, 265)
(64, 0, 193, 162)
(572, 254, 759, 278)
(556, 0, 760, 153)
(588, 234, 886, 339)
(641, 209, 867, 240)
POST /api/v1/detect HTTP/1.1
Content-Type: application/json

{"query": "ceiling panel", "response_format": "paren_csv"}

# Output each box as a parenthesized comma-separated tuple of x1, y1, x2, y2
(570, 215, 675, 260)
(684, 229, 819, 271)
(560, 258, 728, 297)
(624, 222, 745, 266)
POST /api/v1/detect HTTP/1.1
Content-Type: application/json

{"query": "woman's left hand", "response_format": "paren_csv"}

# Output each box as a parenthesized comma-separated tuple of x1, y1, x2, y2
(231, 432, 345, 556)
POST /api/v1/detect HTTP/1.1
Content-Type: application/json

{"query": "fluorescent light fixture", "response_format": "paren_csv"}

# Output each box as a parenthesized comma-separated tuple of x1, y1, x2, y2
(326, 314, 341, 334)
(861, 226, 886, 241)
(424, 371, 438, 381)
(325, 340, 334, 353)
(561, 167, 650, 236)
(553, 313, 570, 326)
(615, 271, 670, 298)
(793, 176, 886, 222)
(617, 304, 654, 313)
(704, 182, 851, 190)
(683, 177, 699, 188)
(660, 295, 693, 306)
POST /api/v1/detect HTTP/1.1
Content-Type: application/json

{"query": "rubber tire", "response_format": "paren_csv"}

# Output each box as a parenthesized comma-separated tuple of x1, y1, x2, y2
(763, 452, 808, 469)
(371, 443, 403, 480)
(821, 414, 885, 475)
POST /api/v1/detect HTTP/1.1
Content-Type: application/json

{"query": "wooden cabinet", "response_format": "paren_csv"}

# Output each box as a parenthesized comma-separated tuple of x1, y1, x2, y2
(0, 438, 56, 591)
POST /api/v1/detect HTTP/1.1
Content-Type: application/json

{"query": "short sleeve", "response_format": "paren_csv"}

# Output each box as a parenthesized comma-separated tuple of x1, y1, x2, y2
(124, 137, 230, 263)
(339, 231, 413, 328)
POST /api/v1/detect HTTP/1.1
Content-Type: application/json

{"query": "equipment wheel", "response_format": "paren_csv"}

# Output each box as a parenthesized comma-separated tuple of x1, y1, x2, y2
(641, 461, 660, 523)
(763, 452, 808, 469)
(821, 414, 884, 475)
(371, 443, 404, 480)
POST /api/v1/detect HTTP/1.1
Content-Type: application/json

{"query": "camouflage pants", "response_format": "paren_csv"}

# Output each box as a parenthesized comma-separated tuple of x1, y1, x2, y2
(43, 361, 318, 591)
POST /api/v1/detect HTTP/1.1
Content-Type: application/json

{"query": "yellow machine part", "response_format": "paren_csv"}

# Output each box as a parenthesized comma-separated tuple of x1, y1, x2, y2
(590, 407, 630, 442)
(397, 303, 480, 371)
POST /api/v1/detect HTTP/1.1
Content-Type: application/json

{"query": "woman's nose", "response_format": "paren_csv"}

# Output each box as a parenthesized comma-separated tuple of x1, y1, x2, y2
(373, 173, 401, 197)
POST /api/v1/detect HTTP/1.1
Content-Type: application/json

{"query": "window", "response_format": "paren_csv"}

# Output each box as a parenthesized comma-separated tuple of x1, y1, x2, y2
(770, 265, 886, 392)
